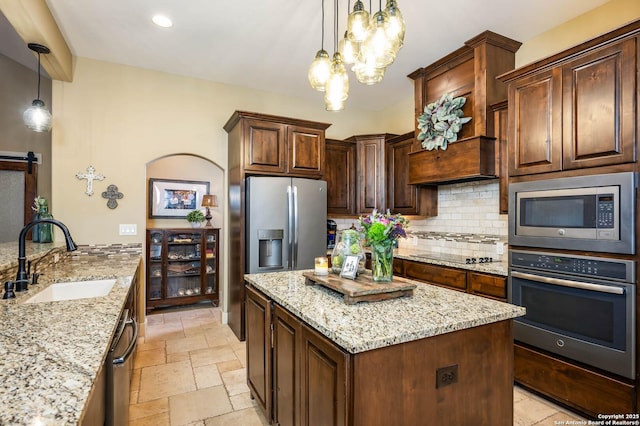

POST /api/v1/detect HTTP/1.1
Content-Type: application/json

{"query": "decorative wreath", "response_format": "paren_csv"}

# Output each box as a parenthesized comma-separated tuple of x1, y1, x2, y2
(417, 93, 472, 151)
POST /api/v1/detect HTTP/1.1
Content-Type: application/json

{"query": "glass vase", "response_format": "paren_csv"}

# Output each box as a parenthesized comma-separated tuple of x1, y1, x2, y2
(371, 240, 394, 282)
(32, 212, 41, 242)
(38, 207, 53, 243)
(331, 229, 366, 275)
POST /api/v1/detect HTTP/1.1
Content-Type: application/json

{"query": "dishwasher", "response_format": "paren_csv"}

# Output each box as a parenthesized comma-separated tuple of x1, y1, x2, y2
(106, 308, 138, 426)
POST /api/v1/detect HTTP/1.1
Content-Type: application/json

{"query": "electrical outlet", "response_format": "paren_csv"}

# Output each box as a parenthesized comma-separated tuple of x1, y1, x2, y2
(496, 242, 504, 255)
(412, 236, 418, 246)
(436, 364, 458, 389)
(119, 224, 137, 236)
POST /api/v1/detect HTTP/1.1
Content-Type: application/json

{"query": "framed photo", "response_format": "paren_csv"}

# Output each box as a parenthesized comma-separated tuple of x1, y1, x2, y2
(149, 178, 210, 218)
(340, 255, 359, 280)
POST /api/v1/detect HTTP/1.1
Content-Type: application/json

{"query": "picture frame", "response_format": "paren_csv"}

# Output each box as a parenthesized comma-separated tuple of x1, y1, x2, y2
(149, 178, 210, 218)
(339, 255, 359, 280)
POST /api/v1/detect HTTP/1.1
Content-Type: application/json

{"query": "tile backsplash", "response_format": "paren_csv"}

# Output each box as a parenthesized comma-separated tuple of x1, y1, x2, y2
(330, 179, 508, 261)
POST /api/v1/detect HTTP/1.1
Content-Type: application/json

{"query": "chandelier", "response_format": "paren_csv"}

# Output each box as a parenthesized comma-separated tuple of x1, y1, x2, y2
(308, 0, 405, 111)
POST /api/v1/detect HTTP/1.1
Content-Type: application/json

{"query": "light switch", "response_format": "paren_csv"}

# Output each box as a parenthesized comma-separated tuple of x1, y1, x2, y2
(119, 224, 137, 236)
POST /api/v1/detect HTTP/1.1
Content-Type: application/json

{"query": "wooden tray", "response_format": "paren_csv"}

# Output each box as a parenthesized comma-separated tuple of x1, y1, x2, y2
(302, 271, 416, 305)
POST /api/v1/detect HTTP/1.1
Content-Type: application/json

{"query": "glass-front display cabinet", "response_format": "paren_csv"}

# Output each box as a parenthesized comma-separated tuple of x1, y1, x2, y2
(146, 228, 219, 313)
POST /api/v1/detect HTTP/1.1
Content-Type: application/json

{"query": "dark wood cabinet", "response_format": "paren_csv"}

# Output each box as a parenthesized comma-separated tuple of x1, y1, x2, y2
(326, 132, 437, 218)
(246, 282, 513, 426)
(491, 100, 509, 214)
(273, 304, 302, 426)
(300, 324, 348, 426)
(325, 139, 357, 216)
(561, 38, 637, 170)
(387, 132, 437, 216)
(506, 68, 562, 176)
(246, 284, 348, 426)
(225, 110, 330, 341)
(245, 285, 272, 418)
(229, 111, 329, 178)
(401, 259, 507, 301)
(501, 24, 639, 176)
(408, 31, 520, 186)
(145, 228, 219, 313)
(351, 134, 392, 215)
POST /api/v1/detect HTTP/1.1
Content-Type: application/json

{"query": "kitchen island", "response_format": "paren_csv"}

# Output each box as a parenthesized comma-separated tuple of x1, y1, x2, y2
(0, 242, 141, 425)
(245, 270, 525, 426)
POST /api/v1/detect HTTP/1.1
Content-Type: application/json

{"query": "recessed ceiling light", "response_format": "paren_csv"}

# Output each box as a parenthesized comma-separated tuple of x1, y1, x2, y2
(152, 14, 173, 28)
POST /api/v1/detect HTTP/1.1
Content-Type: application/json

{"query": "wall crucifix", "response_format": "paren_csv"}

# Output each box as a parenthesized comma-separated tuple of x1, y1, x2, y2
(76, 165, 105, 196)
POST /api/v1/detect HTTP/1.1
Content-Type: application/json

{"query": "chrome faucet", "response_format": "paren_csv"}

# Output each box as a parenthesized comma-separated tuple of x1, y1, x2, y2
(3, 218, 78, 299)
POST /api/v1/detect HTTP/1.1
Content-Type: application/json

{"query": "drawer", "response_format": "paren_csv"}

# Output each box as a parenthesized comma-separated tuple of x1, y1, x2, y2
(404, 260, 467, 291)
(468, 272, 507, 300)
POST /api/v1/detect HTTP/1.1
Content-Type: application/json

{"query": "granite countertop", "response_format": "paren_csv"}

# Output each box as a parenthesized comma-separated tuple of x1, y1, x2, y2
(0, 253, 141, 426)
(245, 270, 525, 354)
(393, 247, 508, 276)
(328, 246, 508, 276)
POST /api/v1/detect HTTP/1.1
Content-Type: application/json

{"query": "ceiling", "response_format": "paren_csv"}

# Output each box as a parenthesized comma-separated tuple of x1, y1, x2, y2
(2, 0, 611, 111)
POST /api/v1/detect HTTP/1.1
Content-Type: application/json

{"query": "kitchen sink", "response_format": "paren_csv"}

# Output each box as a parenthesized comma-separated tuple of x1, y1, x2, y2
(24, 279, 117, 304)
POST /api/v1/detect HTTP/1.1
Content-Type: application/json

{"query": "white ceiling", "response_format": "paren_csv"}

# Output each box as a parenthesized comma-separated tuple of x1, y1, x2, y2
(3, 0, 612, 111)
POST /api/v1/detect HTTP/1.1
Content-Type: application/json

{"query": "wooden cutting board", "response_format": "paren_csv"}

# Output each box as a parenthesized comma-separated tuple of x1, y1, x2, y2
(302, 271, 416, 305)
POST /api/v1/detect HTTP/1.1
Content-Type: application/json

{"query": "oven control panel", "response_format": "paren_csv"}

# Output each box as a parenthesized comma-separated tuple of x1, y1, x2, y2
(509, 250, 634, 282)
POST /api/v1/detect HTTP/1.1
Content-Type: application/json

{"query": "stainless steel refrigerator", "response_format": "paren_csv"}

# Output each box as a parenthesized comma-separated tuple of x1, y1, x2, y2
(246, 176, 327, 273)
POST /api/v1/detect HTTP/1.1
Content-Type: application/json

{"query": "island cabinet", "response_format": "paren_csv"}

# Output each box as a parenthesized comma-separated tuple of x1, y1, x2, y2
(145, 228, 219, 313)
(500, 22, 639, 176)
(402, 259, 507, 301)
(246, 282, 514, 426)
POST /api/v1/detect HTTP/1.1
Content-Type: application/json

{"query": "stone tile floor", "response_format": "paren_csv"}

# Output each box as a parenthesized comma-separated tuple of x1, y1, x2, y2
(129, 305, 587, 425)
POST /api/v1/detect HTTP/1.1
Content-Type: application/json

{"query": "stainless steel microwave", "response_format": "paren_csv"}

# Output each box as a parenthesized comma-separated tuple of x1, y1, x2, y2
(508, 172, 637, 254)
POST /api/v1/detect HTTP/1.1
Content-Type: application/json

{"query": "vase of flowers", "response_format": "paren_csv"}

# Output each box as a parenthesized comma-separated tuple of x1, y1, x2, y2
(358, 210, 408, 282)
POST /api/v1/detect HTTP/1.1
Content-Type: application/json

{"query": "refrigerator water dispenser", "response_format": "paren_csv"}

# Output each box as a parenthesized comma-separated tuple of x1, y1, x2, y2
(258, 229, 283, 269)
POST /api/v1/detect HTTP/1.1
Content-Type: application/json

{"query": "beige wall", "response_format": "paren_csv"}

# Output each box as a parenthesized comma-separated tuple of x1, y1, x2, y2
(516, 0, 640, 67)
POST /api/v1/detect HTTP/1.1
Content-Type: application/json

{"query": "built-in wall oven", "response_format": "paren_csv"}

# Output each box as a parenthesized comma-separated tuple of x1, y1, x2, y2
(509, 249, 636, 379)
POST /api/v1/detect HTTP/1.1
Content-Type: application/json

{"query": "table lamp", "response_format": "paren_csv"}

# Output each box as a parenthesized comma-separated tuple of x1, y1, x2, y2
(201, 194, 218, 228)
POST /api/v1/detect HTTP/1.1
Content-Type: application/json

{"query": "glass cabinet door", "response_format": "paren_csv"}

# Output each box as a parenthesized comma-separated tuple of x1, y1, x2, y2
(148, 230, 164, 300)
(204, 229, 218, 295)
(166, 231, 203, 298)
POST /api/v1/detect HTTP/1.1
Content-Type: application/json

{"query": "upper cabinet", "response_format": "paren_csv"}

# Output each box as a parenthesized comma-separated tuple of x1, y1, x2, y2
(225, 111, 330, 178)
(407, 31, 521, 186)
(325, 133, 437, 218)
(326, 138, 357, 216)
(500, 21, 639, 176)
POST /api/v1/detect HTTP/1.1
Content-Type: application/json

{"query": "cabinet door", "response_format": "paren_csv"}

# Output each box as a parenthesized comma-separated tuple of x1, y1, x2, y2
(468, 271, 507, 300)
(492, 101, 509, 214)
(203, 229, 219, 299)
(386, 135, 422, 216)
(325, 139, 356, 216)
(146, 230, 164, 302)
(288, 125, 325, 177)
(273, 304, 302, 426)
(357, 136, 385, 214)
(562, 38, 637, 170)
(301, 325, 348, 426)
(166, 230, 203, 299)
(244, 119, 287, 174)
(245, 285, 272, 419)
(508, 68, 563, 176)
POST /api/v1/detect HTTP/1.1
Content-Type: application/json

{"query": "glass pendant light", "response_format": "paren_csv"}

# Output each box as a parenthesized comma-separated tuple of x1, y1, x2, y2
(361, 9, 396, 69)
(308, 0, 331, 91)
(338, 31, 360, 65)
(347, 0, 370, 42)
(353, 57, 385, 85)
(23, 43, 52, 132)
(325, 52, 349, 111)
(384, 0, 405, 50)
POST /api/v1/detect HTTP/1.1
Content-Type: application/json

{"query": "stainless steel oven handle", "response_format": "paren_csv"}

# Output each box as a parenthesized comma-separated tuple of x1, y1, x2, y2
(511, 271, 625, 295)
(113, 310, 138, 365)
